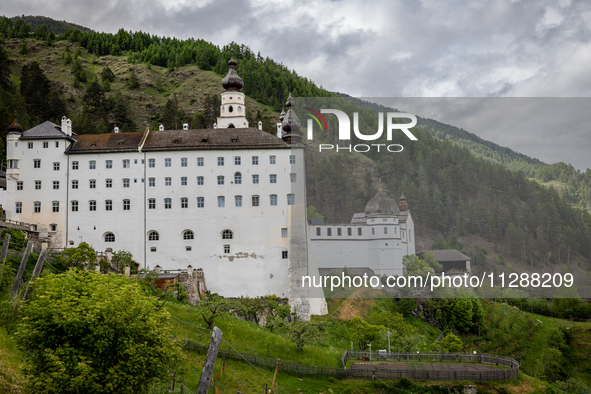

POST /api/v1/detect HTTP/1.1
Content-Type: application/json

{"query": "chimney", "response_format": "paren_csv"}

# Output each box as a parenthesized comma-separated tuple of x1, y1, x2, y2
(187, 265, 193, 277)
(124, 264, 130, 277)
(61, 116, 68, 133)
(276, 123, 282, 138)
(154, 265, 161, 275)
(183, 123, 189, 130)
(114, 125, 119, 133)
(66, 118, 72, 136)
(159, 124, 164, 131)
(258, 121, 263, 130)
(213, 123, 218, 129)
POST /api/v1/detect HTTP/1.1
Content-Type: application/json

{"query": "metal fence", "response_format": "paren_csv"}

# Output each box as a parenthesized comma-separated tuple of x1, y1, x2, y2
(184, 340, 519, 382)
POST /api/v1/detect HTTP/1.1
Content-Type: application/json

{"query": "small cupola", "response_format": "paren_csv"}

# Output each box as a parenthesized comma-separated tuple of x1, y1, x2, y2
(399, 192, 408, 211)
(7, 117, 23, 134)
(281, 92, 302, 144)
(221, 54, 244, 92)
(365, 187, 399, 217)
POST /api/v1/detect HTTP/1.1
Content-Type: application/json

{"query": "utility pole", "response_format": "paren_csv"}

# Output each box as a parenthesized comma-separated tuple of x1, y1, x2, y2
(197, 327, 223, 394)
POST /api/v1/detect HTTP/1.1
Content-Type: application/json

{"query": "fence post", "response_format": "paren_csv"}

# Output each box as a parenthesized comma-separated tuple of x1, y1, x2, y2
(0, 233, 10, 265)
(197, 327, 223, 394)
(22, 249, 46, 301)
(10, 241, 32, 298)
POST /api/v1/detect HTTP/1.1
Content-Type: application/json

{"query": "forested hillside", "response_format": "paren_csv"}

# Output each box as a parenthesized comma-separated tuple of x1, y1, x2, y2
(1, 16, 591, 274)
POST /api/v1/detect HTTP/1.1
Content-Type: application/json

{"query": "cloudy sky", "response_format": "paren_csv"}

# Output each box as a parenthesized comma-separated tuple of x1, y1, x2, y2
(5, 0, 591, 169)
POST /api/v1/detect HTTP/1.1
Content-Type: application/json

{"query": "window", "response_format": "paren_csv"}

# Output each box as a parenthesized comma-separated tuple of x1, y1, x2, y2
(43, 142, 49, 148)
(337, 228, 342, 236)
(281, 228, 288, 237)
(123, 199, 130, 210)
(181, 177, 187, 185)
(348, 228, 352, 236)
(17, 181, 23, 190)
(252, 175, 259, 184)
(218, 157, 224, 166)
(234, 172, 242, 184)
(289, 155, 296, 164)
(123, 159, 130, 168)
(149, 158, 155, 168)
(217, 176, 224, 185)
(327, 228, 332, 236)
(234, 156, 241, 165)
(217, 196, 225, 207)
(148, 198, 156, 209)
(270, 174, 277, 183)
(89, 161, 96, 169)
(53, 181, 59, 189)
(72, 161, 79, 170)
(186, 246, 192, 251)
(105, 233, 115, 242)
(53, 162, 60, 171)
(90, 201, 96, 211)
(282, 251, 288, 259)
(28, 142, 33, 149)
(372, 228, 375, 235)
(34, 159, 41, 168)
(7, 159, 18, 168)
(71, 201, 78, 211)
(16, 202, 22, 213)
(181, 197, 188, 208)
(197, 176, 204, 185)
(50, 224, 57, 232)
(106, 179, 112, 188)
(106, 160, 112, 169)
(197, 157, 204, 166)
(197, 197, 204, 208)
(165, 177, 172, 186)
(35, 180, 41, 190)
(55, 141, 59, 148)
(148, 231, 159, 241)
(224, 245, 230, 253)
(72, 180, 78, 189)
(164, 198, 172, 209)
(181, 158, 187, 167)
(235, 196, 242, 207)
(290, 173, 296, 183)
(149, 178, 155, 187)
(222, 230, 233, 239)
(150, 247, 157, 252)
(270, 195, 277, 206)
(252, 156, 259, 165)
(123, 179, 130, 188)
(384, 227, 388, 234)
(316, 227, 321, 236)
(287, 194, 295, 205)
(165, 158, 171, 167)
(105, 200, 112, 211)
(89, 180, 96, 189)
(270, 155, 276, 164)
(183, 230, 194, 240)
(358, 228, 362, 236)
(34, 202, 41, 213)
(252, 195, 259, 206)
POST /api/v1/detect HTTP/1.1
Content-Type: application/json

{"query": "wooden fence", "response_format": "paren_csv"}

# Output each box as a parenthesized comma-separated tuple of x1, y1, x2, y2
(184, 340, 519, 382)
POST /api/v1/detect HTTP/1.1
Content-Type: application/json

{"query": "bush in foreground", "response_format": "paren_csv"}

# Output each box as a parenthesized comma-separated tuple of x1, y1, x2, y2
(15, 270, 185, 394)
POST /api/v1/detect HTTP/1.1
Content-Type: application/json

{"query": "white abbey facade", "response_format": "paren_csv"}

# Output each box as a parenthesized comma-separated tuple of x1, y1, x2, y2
(4, 57, 327, 316)
(309, 189, 415, 277)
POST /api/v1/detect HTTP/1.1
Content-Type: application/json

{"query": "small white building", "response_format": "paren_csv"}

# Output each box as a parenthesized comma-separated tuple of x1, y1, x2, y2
(4, 57, 326, 317)
(309, 189, 415, 277)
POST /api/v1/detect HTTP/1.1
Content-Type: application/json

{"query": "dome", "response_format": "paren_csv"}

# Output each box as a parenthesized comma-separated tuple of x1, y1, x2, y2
(281, 93, 301, 134)
(7, 118, 23, 133)
(221, 56, 244, 91)
(365, 188, 399, 216)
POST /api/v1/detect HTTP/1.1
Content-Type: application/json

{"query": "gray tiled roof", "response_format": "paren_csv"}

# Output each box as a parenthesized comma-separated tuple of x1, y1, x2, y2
(419, 249, 471, 262)
(19, 121, 71, 140)
(67, 132, 145, 154)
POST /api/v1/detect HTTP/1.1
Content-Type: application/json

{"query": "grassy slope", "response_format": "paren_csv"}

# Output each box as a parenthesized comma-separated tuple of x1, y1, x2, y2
(0, 327, 25, 394)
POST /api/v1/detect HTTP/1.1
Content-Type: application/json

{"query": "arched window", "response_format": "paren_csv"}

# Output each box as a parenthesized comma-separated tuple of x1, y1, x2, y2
(148, 231, 159, 241)
(228, 124, 235, 128)
(234, 172, 242, 184)
(183, 230, 194, 240)
(222, 230, 233, 239)
(105, 232, 115, 242)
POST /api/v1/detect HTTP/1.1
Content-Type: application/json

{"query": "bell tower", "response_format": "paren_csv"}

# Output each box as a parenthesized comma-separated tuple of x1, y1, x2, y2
(217, 53, 249, 129)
